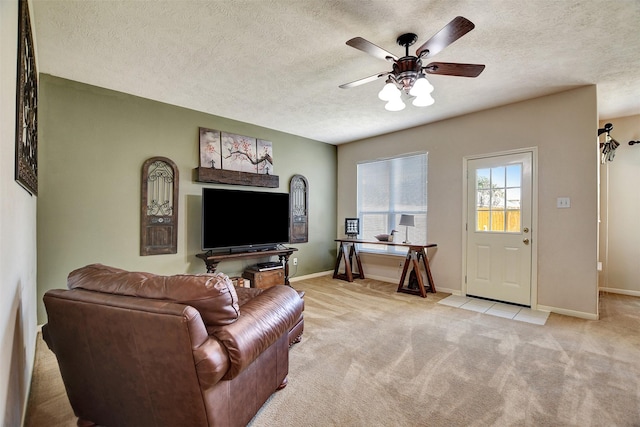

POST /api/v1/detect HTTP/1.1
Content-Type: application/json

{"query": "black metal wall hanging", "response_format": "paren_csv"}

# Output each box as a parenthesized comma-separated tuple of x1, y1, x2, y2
(15, 0, 38, 195)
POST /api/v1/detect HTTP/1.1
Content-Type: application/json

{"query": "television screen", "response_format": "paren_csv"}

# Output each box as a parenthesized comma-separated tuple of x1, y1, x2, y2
(202, 188, 290, 251)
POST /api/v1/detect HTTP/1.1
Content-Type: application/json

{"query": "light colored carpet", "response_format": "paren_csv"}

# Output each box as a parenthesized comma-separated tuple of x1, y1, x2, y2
(25, 276, 640, 426)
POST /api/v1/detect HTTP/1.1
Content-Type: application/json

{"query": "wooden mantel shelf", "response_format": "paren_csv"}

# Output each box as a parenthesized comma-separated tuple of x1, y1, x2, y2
(194, 167, 279, 188)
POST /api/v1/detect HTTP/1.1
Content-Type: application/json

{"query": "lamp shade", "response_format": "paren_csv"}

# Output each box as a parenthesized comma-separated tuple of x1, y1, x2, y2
(399, 214, 415, 227)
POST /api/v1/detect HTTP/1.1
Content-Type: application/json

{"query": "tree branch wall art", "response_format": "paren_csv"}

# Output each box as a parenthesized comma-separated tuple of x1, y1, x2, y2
(196, 127, 279, 188)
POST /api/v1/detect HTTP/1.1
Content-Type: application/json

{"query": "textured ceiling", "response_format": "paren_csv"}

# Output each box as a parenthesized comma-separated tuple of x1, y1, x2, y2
(32, 0, 640, 145)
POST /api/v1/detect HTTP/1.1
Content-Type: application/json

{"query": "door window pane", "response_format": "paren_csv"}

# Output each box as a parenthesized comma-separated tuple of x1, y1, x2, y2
(491, 211, 505, 231)
(475, 163, 522, 233)
(506, 165, 521, 187)
(491, 167, 505, 187)
(477, 168, 490, 189)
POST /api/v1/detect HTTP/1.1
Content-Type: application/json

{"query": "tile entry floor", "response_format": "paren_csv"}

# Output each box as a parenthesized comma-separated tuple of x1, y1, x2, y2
(438, 295, 550, 325)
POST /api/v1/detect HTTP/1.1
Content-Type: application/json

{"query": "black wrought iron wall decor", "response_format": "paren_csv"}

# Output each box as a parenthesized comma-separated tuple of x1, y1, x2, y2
(289, 175, 309, 243)
(140, 157, 179, 255)
(15, 0, 38, 195)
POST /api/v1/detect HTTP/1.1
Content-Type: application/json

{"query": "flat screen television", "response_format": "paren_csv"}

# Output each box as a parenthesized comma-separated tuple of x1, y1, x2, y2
(202, 188, 290, 252)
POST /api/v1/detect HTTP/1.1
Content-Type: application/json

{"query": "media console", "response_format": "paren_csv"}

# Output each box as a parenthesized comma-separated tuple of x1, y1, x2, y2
(196, 247, 298, 286)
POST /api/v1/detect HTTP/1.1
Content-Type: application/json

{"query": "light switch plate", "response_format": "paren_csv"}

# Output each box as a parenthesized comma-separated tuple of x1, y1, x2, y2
(557, 197, 571, 208)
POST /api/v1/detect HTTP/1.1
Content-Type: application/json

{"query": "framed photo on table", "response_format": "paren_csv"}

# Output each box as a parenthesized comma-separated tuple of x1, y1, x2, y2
(345, 218, 359, 238)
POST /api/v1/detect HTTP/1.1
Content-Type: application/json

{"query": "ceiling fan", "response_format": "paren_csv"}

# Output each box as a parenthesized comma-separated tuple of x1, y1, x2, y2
(339, 16, 485, 111)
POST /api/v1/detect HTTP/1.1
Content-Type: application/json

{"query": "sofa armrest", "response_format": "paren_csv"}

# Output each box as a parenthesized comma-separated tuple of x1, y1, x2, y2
(209, 285, 303, 380)
(185, 306, 231, 390)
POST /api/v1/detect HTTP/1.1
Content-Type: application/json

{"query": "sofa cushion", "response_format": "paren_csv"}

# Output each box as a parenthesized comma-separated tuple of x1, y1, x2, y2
(67, 264, 240, 327)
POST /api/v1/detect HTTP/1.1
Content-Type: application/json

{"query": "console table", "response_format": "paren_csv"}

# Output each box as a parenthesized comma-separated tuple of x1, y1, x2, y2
(333, 239, 437, 298)
(196, 247, 298, 286)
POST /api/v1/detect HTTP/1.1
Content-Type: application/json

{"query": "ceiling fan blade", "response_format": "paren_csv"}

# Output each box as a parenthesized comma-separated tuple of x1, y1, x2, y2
(346, 37, 398, 62)
(339, 72, 389, 89)
(424, 62, 485, 77)
(416, 16, 475, 59)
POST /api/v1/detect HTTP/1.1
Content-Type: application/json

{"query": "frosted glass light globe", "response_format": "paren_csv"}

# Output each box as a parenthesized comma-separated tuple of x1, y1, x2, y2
(378, 82, 401, 101)
(412, 94, 435, 107)
(385, 98, 406, 111)
(409, 76, 434, 97)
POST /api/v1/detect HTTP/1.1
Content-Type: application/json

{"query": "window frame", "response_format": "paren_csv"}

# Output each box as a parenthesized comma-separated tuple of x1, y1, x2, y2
(356, 152, 428, 255)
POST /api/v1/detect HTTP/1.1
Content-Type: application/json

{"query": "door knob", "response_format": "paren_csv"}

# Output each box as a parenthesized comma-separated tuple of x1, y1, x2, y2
(523, 238, 530, 245)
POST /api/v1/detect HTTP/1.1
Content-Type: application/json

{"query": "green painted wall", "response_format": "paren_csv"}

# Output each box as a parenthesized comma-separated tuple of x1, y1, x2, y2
(37, 74, 337, 324)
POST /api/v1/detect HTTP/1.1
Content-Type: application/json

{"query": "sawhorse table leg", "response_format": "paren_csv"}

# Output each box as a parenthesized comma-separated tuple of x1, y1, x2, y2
(397, 246, 436, 297)
(333, 241, 364, 282)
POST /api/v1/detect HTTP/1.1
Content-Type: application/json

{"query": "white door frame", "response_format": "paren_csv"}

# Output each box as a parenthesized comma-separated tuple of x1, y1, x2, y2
(462, 147, 539, 309)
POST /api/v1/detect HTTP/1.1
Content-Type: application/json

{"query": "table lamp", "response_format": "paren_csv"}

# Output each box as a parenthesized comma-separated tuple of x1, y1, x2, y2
(399, 214, 414, 244)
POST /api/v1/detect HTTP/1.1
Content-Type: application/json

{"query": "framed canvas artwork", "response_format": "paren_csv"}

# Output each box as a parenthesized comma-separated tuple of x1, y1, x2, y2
(199, 128, 221, 169)
(256, 139, 274, 175)
(221, 132, 258, 173)
(196, 127, 279, 187)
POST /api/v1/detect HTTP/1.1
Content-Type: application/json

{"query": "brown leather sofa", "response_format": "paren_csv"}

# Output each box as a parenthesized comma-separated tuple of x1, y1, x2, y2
(42, 264, 304, 427)
(234, 286, 305, 347)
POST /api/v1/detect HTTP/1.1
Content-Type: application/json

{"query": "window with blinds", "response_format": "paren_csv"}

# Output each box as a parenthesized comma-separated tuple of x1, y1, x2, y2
(357, 153, 427, 253)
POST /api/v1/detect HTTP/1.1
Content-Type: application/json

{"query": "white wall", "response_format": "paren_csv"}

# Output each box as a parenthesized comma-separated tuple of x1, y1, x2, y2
(599, 114, 640, 295)
(338, 86, 599, 319)
(0, 1, 39, 425)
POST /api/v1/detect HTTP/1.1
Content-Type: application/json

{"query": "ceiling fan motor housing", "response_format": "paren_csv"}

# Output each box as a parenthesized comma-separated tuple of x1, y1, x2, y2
(392, 56, 423, 92)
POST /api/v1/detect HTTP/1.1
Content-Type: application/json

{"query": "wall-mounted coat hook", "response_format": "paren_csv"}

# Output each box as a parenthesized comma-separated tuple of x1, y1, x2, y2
(629, 140, 640, 146)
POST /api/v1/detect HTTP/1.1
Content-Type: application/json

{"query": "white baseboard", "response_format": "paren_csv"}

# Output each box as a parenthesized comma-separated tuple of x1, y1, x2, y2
(536, 304, 598, 320)
(599, 287, 640, 298)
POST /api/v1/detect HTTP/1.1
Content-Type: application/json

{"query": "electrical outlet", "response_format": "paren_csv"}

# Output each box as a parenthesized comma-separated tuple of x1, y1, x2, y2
(293, 258, 298, 266)
(557, 197, 571, 208)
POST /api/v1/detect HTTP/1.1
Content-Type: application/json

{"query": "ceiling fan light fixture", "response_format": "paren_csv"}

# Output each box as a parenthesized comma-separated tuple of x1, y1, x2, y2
(378, 81, 401, 101)
(340, 18, 484, 112)
(409, 75, 434, 97)
(385, 97, 406, 111)
(412, 93, 435, 107)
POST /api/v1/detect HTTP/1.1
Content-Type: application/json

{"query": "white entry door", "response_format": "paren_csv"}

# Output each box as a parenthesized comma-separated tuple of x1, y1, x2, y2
(465, 152, 533, 306)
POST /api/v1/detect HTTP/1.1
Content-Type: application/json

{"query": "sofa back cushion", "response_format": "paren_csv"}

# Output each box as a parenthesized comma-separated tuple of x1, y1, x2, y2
(67, 264, 240, 327)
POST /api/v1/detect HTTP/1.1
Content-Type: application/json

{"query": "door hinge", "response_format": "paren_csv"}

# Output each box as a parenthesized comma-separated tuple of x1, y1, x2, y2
(465, 275, 467, 283)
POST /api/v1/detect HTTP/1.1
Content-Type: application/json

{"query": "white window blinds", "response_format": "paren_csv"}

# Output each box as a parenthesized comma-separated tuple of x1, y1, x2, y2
(357, 153, 427, 252)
